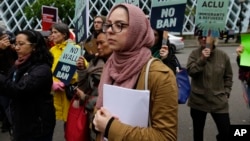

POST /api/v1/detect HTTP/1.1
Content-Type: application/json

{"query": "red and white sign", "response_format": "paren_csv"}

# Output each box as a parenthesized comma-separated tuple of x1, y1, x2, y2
(42, 5, 58, 31)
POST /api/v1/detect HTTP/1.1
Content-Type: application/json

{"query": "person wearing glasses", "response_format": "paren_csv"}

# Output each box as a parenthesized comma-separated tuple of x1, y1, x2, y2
(93, 16, 106, 35)
(151, 28, 179, 75)
(84, 15, 106, 62)
(93, 3, 178, 141)
(0, 30, 55, 141)
(186, 29, 233, 141)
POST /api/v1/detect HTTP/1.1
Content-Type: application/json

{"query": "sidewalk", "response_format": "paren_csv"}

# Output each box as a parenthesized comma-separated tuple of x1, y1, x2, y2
(184, 38, 239, 48)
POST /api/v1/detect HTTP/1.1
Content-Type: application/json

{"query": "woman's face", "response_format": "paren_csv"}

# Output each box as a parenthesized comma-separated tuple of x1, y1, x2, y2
(106, 7, 129, 51)
(153, 29, 159, 46)
(51, 28, 66, 44)
(15, 34, 33, 58)
(96, 33, 112, 58)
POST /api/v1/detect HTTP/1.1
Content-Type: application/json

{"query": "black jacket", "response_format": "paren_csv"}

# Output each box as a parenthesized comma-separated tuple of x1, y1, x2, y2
(162, 54, 179, 75)
(0, 47, 17, 75)
(0, 59, 55, 141)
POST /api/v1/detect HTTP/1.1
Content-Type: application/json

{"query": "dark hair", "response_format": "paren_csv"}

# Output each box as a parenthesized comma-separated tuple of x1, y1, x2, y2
(94, 15, 106, 23)
(194, 24, 203, 37)
(153, 29, 163, 50)
(152, 29, 174, 55)
(51, 23, 70, 40)
(17, 30, 54, 67)
(95, 30, 106, 37)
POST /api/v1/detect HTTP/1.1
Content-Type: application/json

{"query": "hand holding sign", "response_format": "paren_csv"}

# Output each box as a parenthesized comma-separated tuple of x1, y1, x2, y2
(76, 56, 87, 70)
(52, 81, 65, 91)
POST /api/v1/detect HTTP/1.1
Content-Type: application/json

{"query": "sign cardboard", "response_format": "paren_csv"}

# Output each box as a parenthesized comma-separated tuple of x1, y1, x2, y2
(195, 0, 229, 37)
(74, 0, 89, 43)
(53, 43, 81, 85)
(150, 0, 187, 32)
(240, 34, 250, 67)
(84, 38, 98, 55)
(115, 0, 139, 6)
(42, 5, 58, 31)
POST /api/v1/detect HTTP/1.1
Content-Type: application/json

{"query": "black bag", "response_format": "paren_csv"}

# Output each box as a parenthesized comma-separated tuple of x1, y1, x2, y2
(65, 83, 78, 100)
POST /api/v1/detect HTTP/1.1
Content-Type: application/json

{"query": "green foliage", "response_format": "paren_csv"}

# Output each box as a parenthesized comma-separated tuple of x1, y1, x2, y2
(24, 0, 75, 23)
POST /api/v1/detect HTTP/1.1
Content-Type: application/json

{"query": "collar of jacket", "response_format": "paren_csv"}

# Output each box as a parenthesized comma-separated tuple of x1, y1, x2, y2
(54, 41, 67, 50)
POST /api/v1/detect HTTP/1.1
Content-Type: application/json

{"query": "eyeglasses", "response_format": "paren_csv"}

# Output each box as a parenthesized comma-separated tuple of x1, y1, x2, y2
(102, 22, 129, 33)
(14, 43, 33, 48)
(94, 21, 103, 24)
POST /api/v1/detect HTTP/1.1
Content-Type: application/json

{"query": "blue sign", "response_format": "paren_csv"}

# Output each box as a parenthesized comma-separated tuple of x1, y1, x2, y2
(150, 0, 187, 32)
(75, 8, 87, 43)
(74, 0, 89, 43)
(53, 43, 81, 85)
(53, 62, 77, 85)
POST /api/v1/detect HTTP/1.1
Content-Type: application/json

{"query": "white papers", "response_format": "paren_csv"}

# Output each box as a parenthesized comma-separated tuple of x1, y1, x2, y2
(103, 84, 150, 127)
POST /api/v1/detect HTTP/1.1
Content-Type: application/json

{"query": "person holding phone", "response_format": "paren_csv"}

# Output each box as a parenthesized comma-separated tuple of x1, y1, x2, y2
(186, 32, 233, 141)
(151, 28, 179, 75)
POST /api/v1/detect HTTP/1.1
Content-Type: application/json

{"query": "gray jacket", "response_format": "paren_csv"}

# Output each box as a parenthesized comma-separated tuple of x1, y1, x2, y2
(186, 47, 233, 113)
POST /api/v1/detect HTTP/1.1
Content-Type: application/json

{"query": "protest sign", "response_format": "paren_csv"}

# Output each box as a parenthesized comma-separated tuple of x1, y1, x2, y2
(240, 34, 250, 67)
(42, 5, 58, 31)
(115, 0, 139, 6)
(195, 0, 229, 37)
(74, 0, 89, 43)
(150, 0, 187, 32)
(53, 43, 81, 85)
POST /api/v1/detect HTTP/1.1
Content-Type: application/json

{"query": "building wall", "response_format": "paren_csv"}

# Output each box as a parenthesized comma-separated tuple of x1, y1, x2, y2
(0, 0, 249, 35)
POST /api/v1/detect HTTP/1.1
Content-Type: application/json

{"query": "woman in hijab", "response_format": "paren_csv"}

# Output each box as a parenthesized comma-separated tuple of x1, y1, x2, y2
(93, 3, 178, 141)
